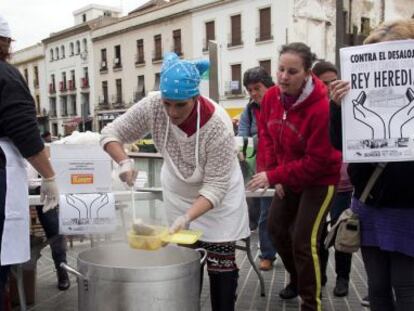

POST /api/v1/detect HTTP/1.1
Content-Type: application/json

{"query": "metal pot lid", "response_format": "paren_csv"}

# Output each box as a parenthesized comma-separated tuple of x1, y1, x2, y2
(78, 244, 200, 269)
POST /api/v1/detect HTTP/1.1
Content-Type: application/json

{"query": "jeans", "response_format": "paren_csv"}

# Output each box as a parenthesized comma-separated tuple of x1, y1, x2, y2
(258, 197, 276, 260)
(362, 246, 414, 311)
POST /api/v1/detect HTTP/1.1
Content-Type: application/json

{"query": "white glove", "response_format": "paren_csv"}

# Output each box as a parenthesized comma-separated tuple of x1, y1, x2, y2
(40, 176, 59, 213)
(169, 214, 191, 234)
(118, 158, 138, 187)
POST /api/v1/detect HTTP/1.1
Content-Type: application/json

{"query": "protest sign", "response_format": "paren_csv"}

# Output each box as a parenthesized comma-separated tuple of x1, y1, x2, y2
(340, 39, 414, 162)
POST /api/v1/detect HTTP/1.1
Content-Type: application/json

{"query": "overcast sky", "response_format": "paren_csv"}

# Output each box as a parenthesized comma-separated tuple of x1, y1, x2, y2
(1, 0, 149, 50)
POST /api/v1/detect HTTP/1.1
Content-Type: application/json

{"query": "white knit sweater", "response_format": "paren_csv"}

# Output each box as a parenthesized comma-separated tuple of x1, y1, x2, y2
(100, 92, 237, 208)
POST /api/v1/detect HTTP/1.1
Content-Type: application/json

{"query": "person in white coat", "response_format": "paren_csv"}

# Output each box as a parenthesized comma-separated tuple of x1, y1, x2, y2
(0, 15, 59, 308)
(100, 52, 250, 311)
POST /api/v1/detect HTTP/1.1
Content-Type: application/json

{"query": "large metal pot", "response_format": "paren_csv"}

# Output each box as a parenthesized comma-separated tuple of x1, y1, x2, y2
(62, 244, 207, 311)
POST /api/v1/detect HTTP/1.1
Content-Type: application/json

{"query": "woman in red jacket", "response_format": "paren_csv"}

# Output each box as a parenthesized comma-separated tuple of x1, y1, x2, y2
(247, 42, 341, 311)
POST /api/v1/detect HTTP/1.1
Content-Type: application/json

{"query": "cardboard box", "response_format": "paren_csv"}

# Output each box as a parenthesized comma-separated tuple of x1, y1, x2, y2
(51, 144, 112, 194)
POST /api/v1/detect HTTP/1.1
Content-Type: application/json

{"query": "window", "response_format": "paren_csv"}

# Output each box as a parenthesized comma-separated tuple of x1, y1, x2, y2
(257, 7, 272, 41)
(135, 75, 145, 101)
(173, 29, 182, 56)
(204, 21, 215, 51)
(136, 39, 144, 64)
(70, 43, 74, 56)
(82, 14, 87, 22)
(229, 14, 242, 46)
(153, 35, 162, 61)
(35, 95, 40, 114)
(100, 49, 107, 71)
(231, 64, 242, 94)
(76, 41, 80, 54)
(52, 123, 58, 136)
(61, 96, 68, 116)
(50, 74, 56, 93)
(69, 70, 76, 90)
(69, 95, 77, 115)
(153, 73, 160, 91)
(102, 81, 108, 104)
(114, 45, 122, 68)
(82, 67, 89, 88)
(50, 49, 54, 61)
(60, 72, 67, 91)
(34, 66, 39, 88)
(61, 45, 65, 58)
(259, 60, 271, 75)
(115, 79, 122, 103)
(55, 47, 59, 59)
(23, 68, 28, 83)
(50, 98, 57, 117)
(83, 39, 87, 52)
(361, 17, 371, 36)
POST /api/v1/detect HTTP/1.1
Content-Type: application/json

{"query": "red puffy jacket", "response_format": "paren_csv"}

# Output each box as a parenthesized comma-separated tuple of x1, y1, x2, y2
(259, 75, 341, 192)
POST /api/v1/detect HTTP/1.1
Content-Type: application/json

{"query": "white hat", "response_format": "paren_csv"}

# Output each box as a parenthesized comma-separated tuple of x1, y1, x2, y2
(0, 15, 12, 39)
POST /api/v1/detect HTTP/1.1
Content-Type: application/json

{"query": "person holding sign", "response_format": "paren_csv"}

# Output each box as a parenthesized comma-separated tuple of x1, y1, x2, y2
(312, 61, 354, 297)
(0, 15, 60, 306)
(247, 42, 341, 311)
(330, 19, 414, 311)
(100, 52, 249, 311)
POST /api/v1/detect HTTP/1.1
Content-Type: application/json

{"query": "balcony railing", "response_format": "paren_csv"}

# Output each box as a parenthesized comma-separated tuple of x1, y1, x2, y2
(100, 60, 108, 73)
(59, 81, 67, 93)
(113, 57, 122, 69)
(135, 54, 145, 65)
(68, 80, 76, 91)
(49, 83, 56, 94)
(255, 25, 274, 42)
(152, 50, 163, 62)
(81, 78, 89, 89)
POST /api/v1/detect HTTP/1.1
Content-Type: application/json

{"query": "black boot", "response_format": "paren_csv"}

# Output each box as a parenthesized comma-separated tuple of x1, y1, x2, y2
(57, 266, 70, 290)
(279, 283, 298, 299)
(209, 270, 238, 311)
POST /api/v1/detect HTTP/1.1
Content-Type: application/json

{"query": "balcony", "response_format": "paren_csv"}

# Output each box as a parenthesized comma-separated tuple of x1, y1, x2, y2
(113, 58, 122, 70)
(255, 26, 273, 43)
(224, 81, 245, 98)
(49, 109, 57, 118)
(59, 81, 67, 93)
(227, 33, 243, 48)
(152, 50, 163, 63)
(97, 98, 110, 111)
(48, 83, 56, 95)
(135, 54, 145, 66)
(80, 78, 89, 92)
(100, 60, 108, 73)
(68, 80, 76, 92)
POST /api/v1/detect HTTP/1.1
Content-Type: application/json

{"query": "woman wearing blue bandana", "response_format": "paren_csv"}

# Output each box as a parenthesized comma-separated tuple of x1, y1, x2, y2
(101, 52, 250, 310)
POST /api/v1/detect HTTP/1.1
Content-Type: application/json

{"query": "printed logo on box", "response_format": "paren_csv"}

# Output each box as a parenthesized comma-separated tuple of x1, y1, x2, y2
(71, 174, 94, 184)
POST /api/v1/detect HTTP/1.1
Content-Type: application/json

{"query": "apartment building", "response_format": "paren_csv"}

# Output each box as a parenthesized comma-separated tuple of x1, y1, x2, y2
(42, 4, 120, 137)
(91, 0, 193, 130)
(11, 43, 49, 133)
(191, 0, 286, 114)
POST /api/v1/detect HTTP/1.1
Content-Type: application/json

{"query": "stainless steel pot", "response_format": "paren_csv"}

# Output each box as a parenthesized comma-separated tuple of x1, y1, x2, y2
(62, 244, 207, 311)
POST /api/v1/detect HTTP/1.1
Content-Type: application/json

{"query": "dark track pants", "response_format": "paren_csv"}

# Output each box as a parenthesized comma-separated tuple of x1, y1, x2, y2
(268, 185, 335, 311)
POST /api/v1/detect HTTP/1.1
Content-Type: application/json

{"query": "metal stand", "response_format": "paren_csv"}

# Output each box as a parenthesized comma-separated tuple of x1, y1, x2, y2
(235, 237, 266, 297)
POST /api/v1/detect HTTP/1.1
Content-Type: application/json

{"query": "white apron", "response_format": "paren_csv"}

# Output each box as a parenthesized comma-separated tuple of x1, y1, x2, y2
(0, 138, 30, 265)
(160, 99, 250, 242)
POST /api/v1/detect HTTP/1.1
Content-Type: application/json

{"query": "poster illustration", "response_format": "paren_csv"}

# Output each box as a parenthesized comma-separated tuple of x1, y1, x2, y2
(340, 39, 414, 162)
(59, 193, 116, 235)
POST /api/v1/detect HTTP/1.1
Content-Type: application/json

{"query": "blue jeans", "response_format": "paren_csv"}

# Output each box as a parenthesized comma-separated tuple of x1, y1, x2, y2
(259, 197, 276, 260)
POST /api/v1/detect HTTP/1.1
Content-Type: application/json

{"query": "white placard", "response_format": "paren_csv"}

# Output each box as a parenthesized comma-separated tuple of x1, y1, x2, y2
(340, 39, 414, 162)
(51, 144, 112, 194)
(59, 193, 116, 235)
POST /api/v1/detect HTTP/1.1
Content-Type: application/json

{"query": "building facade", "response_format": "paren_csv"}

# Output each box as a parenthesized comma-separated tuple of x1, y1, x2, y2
(91, 0, 193, 130)
(42, 4, 120, 137)
(11, 43, 49, 133)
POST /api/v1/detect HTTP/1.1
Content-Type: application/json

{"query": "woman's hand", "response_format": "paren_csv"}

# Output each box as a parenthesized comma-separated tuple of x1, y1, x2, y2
(330, 80, 350, 106)
(275, 184, 285, 199)
(246, 172, 269, 192)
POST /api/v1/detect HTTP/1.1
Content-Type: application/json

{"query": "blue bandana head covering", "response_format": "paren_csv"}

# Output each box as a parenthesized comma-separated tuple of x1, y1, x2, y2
(160, 52, 209, 101)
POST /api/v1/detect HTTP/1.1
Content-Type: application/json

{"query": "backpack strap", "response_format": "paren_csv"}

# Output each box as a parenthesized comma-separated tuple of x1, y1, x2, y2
(359, 162, 387, 203)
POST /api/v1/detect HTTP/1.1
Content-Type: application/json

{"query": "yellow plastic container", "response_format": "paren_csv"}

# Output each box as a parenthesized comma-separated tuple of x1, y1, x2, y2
(127, 226, 168, 251)
(162, 230, 203, 245)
